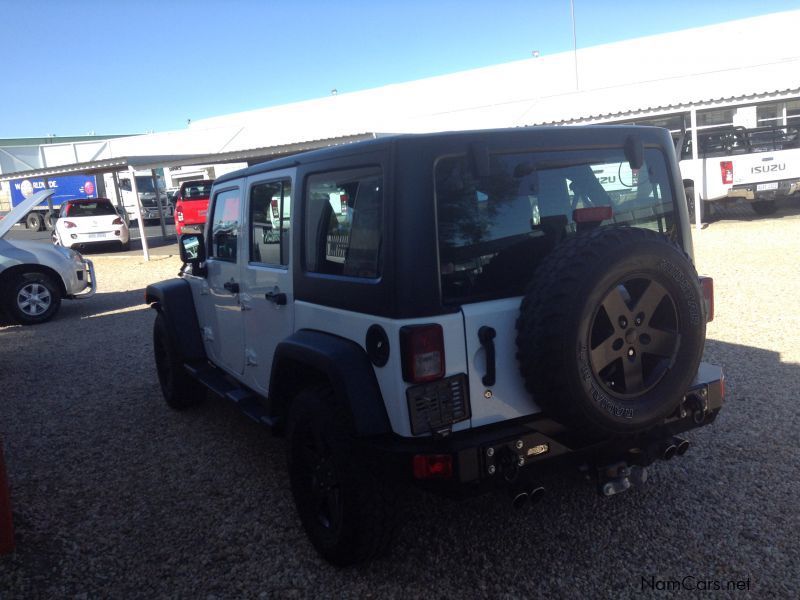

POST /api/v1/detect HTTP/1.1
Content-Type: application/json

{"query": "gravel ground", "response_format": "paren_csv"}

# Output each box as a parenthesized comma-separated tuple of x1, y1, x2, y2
(1, 205, 799, 598)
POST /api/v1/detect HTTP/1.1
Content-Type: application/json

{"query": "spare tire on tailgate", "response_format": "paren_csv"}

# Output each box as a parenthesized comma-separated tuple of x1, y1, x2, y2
(515, 226, 706, 436)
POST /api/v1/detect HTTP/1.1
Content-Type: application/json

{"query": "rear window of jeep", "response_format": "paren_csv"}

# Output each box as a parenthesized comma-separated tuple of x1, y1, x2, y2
(435, 147, 676, 303)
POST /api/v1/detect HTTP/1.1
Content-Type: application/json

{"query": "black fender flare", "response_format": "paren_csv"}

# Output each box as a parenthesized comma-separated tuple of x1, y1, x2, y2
(270, 330, 391, 437)
(145, 278, 205, 363)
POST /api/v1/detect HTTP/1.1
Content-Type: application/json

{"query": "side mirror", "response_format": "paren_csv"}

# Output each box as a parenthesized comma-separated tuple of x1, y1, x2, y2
(179, 233, 206, 264)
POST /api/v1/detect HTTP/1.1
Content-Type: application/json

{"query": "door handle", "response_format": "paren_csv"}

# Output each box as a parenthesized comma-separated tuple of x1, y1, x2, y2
(223, 281, 240, 294)
(265, 291, 287, 306)
(478, 326, 496, 387)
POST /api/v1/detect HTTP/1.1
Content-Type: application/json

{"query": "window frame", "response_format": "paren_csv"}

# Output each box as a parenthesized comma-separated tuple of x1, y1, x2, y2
(247, 176, 292, 268)
(302, 164, 385, 281)
(206, 185, 242, 263)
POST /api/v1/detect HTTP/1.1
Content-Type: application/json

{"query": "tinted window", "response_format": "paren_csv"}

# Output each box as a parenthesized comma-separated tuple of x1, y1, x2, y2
(304, 167, 383, 279)
(181, 182, 214, 200)
(65, 201, 117, 217)
(436, 148, 676, 304)
(209, 188, 241, 261)
(249, 179, 291, 266)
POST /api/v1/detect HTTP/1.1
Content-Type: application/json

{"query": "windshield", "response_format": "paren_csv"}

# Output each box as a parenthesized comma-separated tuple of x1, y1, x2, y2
(65, 200, 118, 217)
(135, 176, 165, 194)
(436, 147, 677, 304)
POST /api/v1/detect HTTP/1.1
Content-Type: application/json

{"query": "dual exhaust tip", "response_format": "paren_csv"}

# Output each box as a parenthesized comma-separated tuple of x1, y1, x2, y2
(662, 437, 690, 461)
(511, 486, 546, 509)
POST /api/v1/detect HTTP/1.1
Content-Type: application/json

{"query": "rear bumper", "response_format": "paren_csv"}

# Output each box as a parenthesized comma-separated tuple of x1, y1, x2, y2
(361, 362, 724, 494)
(732, 178, 800, 200)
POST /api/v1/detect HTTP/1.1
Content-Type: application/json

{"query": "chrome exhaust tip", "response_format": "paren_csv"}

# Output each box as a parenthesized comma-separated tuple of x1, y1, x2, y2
(662, 444, 677, 461)
(529, 486, 546, 504)
(511, 491, 529, 509)
(675, 438, 690, 456)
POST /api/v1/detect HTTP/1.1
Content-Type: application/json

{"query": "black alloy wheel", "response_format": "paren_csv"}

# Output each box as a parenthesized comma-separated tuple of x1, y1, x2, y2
(589, 276, 679, 398)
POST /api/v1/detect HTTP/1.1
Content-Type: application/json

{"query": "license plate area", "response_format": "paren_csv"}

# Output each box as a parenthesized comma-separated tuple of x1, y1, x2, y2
(756, 182, 779, 191)
(88, 232, 105, 239)
(481, 432, 567, 479)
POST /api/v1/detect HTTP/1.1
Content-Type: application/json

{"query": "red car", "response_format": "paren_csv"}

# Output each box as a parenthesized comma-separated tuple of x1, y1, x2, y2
(173, 180, 213, 236)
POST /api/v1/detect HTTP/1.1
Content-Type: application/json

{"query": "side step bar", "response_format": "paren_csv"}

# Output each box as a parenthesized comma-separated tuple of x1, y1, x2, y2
(184, 363, 280, 429)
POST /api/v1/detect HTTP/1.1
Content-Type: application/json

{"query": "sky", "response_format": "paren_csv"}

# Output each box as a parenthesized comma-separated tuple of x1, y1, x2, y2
(1, 0, 798, 139)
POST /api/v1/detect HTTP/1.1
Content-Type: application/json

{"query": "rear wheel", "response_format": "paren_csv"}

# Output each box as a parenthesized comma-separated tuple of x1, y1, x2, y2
(5, 272, 61, 325)
(751, 200, 777, 216)
(25, 212, 43, 231)
(152, 312, 204, 409)
(287, 385, 399, 565)
(684, 187, 712, 222)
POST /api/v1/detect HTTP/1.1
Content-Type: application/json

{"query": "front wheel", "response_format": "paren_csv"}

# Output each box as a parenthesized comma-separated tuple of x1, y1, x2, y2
(5, 272, 61, 325)
(287, 385, 399, 566)
(152, 312, 204, 409)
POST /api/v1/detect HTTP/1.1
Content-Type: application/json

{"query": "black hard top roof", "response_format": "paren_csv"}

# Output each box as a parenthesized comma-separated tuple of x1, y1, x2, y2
(215, 125, 668, 185)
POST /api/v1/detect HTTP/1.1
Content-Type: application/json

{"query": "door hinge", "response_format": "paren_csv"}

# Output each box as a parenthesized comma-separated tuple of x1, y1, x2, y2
(245, 349, 258, 367)
(202, 326, 214, 342)
(240, 293, 252, 311)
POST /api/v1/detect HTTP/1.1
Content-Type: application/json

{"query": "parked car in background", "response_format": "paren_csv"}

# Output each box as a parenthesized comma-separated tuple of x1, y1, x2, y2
(52, 198, 130, 251)
(678, 125, 800, 218)
(1, 190, 95, 325)
(173, 180, 214, 236)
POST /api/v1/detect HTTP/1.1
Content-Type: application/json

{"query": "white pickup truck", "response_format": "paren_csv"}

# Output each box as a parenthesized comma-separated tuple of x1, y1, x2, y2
(677, 125, 800, 217)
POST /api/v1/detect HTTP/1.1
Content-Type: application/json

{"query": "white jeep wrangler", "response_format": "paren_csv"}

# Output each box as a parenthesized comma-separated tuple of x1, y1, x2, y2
(146, 127, 724, 565)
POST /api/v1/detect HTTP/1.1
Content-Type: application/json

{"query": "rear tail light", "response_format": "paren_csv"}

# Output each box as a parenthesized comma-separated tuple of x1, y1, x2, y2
(112, 217, 123, 225)
(64, 221, 77, 229)
(412, 454, 453, 479)
(400, 324, 445, 383)
(720, 161, 733, 185)
(176, 207, 184, 222)
(270, 199, 279, 219)
(699, 276, 714, 322)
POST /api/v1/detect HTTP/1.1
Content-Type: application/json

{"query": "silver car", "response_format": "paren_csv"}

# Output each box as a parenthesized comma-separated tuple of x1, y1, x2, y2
(0, 190, 96, 324)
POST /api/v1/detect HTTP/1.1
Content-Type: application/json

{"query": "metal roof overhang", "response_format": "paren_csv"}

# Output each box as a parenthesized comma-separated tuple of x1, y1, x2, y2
(0, 133, 378, 182)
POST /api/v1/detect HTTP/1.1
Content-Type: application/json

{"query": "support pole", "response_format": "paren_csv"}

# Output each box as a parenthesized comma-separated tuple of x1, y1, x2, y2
(112, 172, 125, 221)
(152, 169, 167, 238)
(690, 108, 702, 230)
(129, 167, 150, 261)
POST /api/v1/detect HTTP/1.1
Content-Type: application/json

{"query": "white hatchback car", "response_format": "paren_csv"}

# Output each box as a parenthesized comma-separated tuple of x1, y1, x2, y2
(53, 198, 130, 251)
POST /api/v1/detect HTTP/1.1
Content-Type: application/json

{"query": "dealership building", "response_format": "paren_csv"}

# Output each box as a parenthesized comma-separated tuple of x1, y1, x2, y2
(2, 9, 799, 215)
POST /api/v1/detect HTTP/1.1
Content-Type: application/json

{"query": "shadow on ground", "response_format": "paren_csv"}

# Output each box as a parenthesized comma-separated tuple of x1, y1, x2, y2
(1, 303, 798, 597)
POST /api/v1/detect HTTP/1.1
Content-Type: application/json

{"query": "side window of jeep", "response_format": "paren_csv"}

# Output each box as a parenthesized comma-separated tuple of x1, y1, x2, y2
(304, 167, 383, 278)
(209, 188, 241, 262)
(249, 179, 291, 266)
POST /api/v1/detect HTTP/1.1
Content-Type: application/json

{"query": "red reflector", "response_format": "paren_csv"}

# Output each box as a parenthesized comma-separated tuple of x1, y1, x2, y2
(400, 324, 445, 383)
(413, 454, 453, 479)
(720, 161, 733, 185)
(699, 276, 714, 322)
(573, 205, 613, 223)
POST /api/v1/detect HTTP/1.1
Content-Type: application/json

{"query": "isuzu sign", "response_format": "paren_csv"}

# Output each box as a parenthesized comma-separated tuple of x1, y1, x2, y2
(751, 163, 786, 174)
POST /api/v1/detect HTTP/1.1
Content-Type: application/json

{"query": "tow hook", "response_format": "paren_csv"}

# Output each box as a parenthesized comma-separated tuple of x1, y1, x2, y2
(598, 462, 648, 497)
(685, 390, 709, 424)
